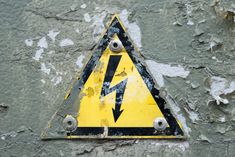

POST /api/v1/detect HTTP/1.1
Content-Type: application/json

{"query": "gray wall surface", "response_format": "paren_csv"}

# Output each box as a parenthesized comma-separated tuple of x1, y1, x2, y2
(0, 0, 235, 156)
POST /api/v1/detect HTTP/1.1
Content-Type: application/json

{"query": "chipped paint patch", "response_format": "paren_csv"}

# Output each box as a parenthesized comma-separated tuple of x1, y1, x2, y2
(184, 107, 199, 123)
(75, 28, 80, 33)
(0, 131, 18, 140)
(145, 60, 190, 87)
(76, 55, 85, 69)
(80, 3, 87, 9)
(92, 11, 107, 41)
(41, 79, 46, 84)
(167, 96, 191, 135)
(185, 3, 194, 26)
(59, 38, 74, 47)
(187, 20, 194, 26)
(25, 39, 33, 46)
(47, 30, 60, 43)
(51, 76, 62, 86)
(32, 48, 44, 61)
(119, 9, 142, 49)
(37, 37, 48, 49)
(151, 141, 189, 151)
(41, 63, 51, 75)
(84, 13, 91, 23)
(210, 76, 235, 104)
(48, 50, 54, 55)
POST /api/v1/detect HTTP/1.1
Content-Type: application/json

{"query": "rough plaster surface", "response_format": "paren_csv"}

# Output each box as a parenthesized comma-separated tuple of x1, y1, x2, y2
(0, 0, 235, 156)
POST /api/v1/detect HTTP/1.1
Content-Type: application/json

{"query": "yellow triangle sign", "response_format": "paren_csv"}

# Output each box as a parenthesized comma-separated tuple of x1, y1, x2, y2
(41, 15, 184, 139)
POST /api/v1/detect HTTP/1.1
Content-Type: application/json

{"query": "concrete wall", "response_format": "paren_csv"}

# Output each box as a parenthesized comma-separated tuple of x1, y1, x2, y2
(0, 0, 235, 156)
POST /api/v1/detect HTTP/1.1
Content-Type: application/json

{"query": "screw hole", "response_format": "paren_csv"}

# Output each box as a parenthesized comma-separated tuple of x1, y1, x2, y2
(158, 121, 163, 126)
(67, 121, 72, 126)
(113, 42, 118, 48)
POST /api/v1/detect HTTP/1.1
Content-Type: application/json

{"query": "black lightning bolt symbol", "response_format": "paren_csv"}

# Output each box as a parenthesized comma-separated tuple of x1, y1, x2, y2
(100, 55, 128, 122)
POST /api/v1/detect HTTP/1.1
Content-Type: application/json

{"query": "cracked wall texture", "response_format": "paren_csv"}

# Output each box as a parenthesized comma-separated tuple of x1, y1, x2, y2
(0, 0, 235, 156)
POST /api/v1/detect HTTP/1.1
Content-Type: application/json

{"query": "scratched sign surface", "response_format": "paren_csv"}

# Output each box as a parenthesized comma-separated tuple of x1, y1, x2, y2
(41, 15, 184, 139)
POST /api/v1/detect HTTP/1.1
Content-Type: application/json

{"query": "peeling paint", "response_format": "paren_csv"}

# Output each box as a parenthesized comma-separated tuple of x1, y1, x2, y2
(209, 36, 223, 51)
(84, 13, 91, 23)
(37, 37, 48, 49)
(75, 28, 80, 33)
(197, 134, 212, 143)
(2, 0, 235, 156)
(146, 60, 190, 87)
(186, 3, 194, 26)
(0, 131, 17, 140)
(80, 3, 87, 9)
(51, 76, 62, 86)
(210, 76, 235, 104)
(151, 141, 189, 151)
(187, 20, 194, 26)
(59, 38, 74, 47)
(76, 55, 85, 69)
(32, 48, 44, 61)
(47, 30, 60, 43)
(119, 9, 142, 49)
(184, 107, 199, 123)
(167, 96, 191, 135)
(216, 125, 232, 134)
(24, 39, 33, 46)
(40, 63, 51, 75)
(41, 79, 46, 84)
(92, 11, 107, 41)
(48, 50, 54, 55)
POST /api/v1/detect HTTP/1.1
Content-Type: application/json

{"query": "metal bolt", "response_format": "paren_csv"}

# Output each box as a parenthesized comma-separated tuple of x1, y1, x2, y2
(153, 117, 167, 131)
(63, 115, 77, 132)
(109, 39, 123, 53)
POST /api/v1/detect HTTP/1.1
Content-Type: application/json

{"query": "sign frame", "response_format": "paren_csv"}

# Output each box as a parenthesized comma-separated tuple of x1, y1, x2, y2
(41, 14, 185, 140)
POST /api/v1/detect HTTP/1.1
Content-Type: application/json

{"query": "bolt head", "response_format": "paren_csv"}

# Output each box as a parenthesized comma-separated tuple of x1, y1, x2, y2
(109, 39, 123, 53)
(153, 117, 167, 131)
(63, 115, 77, 132)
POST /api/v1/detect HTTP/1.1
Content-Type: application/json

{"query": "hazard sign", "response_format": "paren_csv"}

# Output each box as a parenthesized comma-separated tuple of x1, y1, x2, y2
(41, 14, 184, 139)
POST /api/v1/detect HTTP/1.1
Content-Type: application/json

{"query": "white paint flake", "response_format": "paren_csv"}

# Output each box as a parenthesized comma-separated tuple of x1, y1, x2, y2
(70, 4, 77, 11)
(167, 96, 191, 135)
(76, 55, 85, 68)
(51, 76, 62, 86)
(210, 76, 235, 104)
(75, 28, 80, 33)
(47, 30, 60, 43)
(151, 141, 189, 152)
(80, 3, 87, 9)
(32, 48, 44, 61)
(59, 38, 74, 47)
(48, 50, 55, 55)
(84, 13, 91, 22)
(186, 3, 193, 15)
(119, 9, 142, 49)
(0, 131, 18, 140)
(145, 60, 190, 87)
(92, 11, 107, 41)
(48, 63, 56, 70)
(184, 107, 199, 123)
(185, 3, 194, 26)
(209, 37, 223, 51)
(37, 37, 48, 49)
(25, 39, 33, 46)
(40, 63, 51, 75)
(41, 79, 46, 84)
(187, 19, 194, 26)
